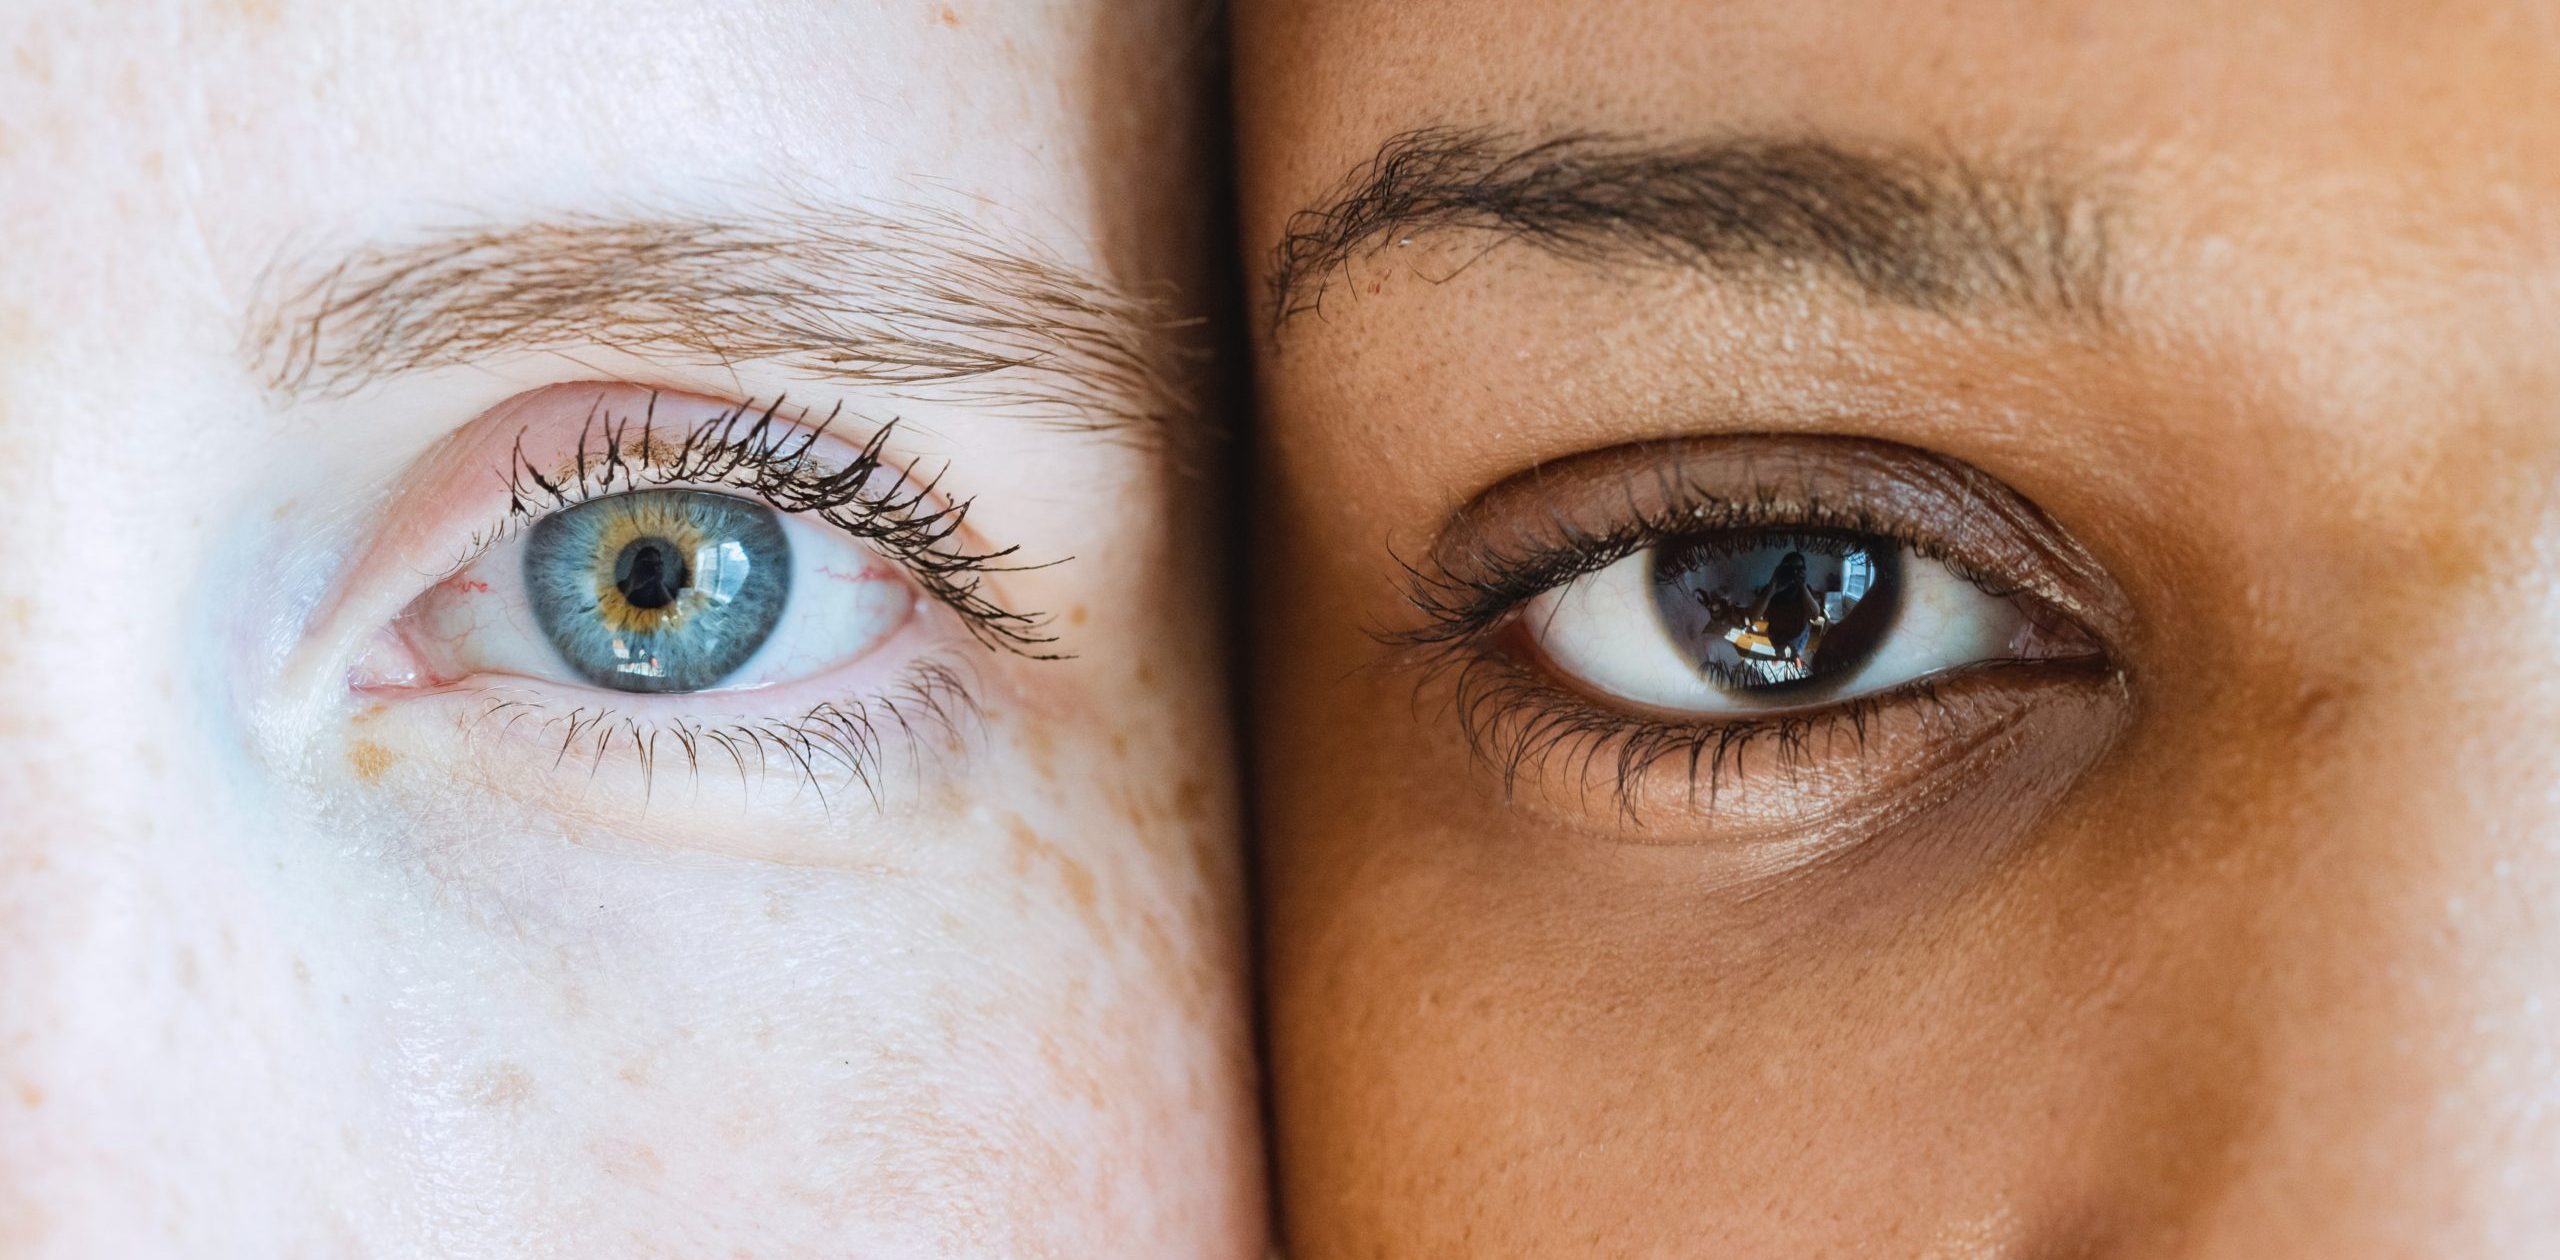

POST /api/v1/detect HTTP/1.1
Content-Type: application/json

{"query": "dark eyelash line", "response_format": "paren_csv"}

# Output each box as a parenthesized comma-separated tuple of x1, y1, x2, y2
(487, 391, 1058, 656)
(467, 656, 983, 808)
(1389, 478, 2027, 652)
(1427, 641, 1963, 815)
(1381, 475, 2093, 818)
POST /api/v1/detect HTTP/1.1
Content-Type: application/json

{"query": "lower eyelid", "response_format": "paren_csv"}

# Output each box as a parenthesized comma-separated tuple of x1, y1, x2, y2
(350, 648, 988, 812)
(1433, 644, 2123, 844)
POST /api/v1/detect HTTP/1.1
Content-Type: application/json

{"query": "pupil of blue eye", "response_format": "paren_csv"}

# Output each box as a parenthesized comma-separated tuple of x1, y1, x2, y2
(1648, 532, 1902, 693)
(614, 538, 689, 610)
(523, 489, 792, 694)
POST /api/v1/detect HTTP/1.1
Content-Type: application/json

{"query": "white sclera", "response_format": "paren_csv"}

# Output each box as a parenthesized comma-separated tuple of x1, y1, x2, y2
(1523, 546, 2033, 714)
(404, 503, 917, 694)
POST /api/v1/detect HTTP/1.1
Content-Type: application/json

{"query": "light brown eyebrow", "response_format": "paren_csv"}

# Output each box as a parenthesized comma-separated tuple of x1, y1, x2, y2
(1267, 127, 2115, 335)
(247, 203, 1199, 439)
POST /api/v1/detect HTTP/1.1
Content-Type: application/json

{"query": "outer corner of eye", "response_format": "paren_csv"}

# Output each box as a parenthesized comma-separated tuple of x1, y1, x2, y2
(1522, 533, 2085, 715)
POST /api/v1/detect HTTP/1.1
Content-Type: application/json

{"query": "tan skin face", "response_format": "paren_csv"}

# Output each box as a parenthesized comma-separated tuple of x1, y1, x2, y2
(1239, 1, 2560, 1254)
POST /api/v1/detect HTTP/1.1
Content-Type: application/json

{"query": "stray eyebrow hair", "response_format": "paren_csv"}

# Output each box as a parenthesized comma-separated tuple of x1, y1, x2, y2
(249, 203, 1197, 438)
(1265, 127, 2113, 332)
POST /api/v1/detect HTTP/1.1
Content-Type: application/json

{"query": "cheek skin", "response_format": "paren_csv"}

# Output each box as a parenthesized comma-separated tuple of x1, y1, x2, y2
(1239, 0, 2560, 1245)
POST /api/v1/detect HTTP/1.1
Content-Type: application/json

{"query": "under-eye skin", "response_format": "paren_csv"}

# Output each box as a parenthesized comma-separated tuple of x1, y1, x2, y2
(1390, 435, 2132, 831)
(342, 385, 1049, 799)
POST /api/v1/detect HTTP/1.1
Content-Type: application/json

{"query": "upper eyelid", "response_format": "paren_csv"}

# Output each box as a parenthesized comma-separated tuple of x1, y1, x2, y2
(1391, 435, 2131, 652)
(432, 388, 1060, 657)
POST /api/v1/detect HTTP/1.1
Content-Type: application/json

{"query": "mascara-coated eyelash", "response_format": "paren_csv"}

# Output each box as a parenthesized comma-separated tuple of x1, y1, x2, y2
(343, 384, 1050, 812)
(1383, 438, 2121, 816)
(483, 392, 1054, 656)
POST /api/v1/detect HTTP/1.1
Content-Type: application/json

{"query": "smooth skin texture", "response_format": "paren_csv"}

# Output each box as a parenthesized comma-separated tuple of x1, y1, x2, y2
(0, 2, 1260, 1256)
(1240, 2, 2560, 1255)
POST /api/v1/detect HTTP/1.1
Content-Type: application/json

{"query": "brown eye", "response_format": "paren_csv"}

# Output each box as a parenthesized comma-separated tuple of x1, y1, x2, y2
(1648, 532, 1902, 696)
(1522, 529, 2074, 716)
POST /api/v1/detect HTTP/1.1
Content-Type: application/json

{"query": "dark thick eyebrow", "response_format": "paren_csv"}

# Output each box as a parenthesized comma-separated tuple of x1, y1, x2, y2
(248, 204, 1196, 437)
(1266, 127, 2113, 332)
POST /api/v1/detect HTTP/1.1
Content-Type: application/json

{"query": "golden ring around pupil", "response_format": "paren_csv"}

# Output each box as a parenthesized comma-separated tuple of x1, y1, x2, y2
(587, 498, 709, 635)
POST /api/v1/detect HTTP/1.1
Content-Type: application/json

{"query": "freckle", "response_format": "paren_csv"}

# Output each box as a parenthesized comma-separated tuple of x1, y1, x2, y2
(937, 910, 964, 935)
(349, 739, 396, 782)
(14, 1081, 42, 1109)
(1020, 720, 1055, 768)
(1067, 604, 1088, 627)
(618, 1062, 651, 1087)
(174, 946, 199, 990)
(291, 957, 311, 985)
(468, 1062, 535, 1110)
(1108, 731, 1129, 759)
(589, 1137, 666, 1182)
(1006, 814, 1103, 933)
(935, 4, 960, 25)
(1173, 777, 1209, 821)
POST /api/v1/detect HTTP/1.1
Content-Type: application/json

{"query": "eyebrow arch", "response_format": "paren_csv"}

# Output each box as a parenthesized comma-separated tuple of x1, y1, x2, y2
(248, 203, 1197, 438)
(1265, 127, 2113, 333)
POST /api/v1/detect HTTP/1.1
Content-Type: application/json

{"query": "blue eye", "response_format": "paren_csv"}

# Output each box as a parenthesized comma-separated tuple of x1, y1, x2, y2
(521, 489, 791, 693)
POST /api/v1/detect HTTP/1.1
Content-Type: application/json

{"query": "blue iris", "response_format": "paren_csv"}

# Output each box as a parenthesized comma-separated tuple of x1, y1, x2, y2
(522, 489, 791, 693)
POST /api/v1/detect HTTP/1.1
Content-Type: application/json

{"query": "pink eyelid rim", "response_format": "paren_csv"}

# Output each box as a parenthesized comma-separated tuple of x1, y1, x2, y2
(330, 383, 930, 699)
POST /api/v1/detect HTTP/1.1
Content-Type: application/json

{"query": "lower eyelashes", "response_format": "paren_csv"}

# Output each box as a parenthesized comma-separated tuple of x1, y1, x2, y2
(522, 489, 793, 693)
(332, 384, 1034, 810)
(1393, 435, 2131, 829)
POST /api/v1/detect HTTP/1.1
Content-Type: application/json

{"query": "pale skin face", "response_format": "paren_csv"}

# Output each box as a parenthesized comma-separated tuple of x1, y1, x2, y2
(1240, 1, 2560, 1254)
(0, 3, 1260, 1256)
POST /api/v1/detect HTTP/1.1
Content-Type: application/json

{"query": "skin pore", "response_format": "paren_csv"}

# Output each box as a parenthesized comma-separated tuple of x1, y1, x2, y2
(0, 2, 1260, 1256)
(1239, 1, 2560, 1256)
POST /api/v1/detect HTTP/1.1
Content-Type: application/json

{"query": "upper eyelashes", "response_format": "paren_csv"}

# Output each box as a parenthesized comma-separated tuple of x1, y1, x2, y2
(332, 383, 1051, 804)
(1384, 435, 2129, 819)
(496, 394, 1053, 656)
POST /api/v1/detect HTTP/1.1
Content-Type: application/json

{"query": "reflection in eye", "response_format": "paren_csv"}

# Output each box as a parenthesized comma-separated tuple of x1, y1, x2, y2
(1526, 529, 2056, 714)
(399, 487, 919, 697)
(523, 489, 792, 693)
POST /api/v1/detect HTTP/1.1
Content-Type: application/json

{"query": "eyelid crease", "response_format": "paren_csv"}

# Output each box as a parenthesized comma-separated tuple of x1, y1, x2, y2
(1372, 435, 2130, 822)
(1385, 434, 2129, 659)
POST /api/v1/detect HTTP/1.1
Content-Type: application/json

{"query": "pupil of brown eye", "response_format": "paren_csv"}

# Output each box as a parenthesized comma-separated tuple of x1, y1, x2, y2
(614, 537, 690, 610)
(1648, 533, 1902, 692)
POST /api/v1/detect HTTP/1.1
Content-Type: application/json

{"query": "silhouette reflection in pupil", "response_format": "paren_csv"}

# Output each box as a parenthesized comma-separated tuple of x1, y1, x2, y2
(1652, 536, 1895, 691)
(615, 538, 688, 610)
